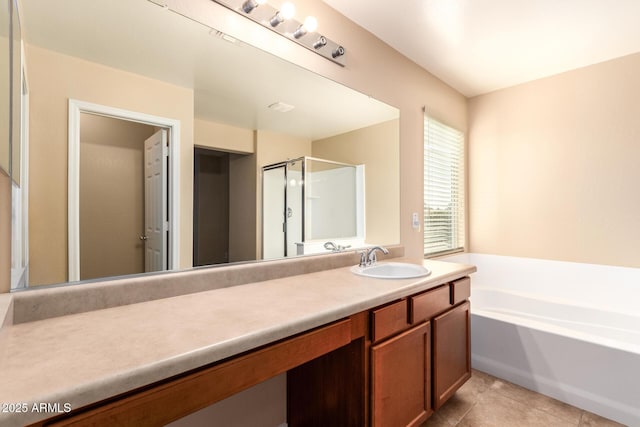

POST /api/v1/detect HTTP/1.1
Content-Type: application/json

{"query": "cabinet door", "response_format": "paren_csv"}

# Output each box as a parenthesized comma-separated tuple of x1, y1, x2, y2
(371, 322, 431, 427)
(433, 301, 471, 409)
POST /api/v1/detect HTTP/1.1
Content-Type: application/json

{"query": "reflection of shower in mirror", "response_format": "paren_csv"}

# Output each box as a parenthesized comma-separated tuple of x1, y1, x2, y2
(262, 156, 365, 260)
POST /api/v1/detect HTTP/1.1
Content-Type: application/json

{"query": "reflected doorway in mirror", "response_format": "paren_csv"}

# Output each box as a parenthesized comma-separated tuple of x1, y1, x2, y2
(68, 99, 181, 283)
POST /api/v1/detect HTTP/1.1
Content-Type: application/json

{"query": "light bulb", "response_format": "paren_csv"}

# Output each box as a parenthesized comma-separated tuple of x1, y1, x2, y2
(303, 16, 318, 33)
(280, 2, 295, 20)
(269, 3, 295, 27)
(241, 0, 267, 13)
(293, 16, 318, 38)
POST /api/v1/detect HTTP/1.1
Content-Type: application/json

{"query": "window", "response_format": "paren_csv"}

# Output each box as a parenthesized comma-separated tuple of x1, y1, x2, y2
(423, 115, 465, 256)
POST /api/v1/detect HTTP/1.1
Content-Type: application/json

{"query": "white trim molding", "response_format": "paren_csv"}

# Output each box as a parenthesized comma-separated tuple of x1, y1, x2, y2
(67, 99, 181, 282)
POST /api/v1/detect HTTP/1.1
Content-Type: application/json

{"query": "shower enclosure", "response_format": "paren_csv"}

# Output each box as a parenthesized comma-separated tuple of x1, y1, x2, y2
(262, 156, 365, 259)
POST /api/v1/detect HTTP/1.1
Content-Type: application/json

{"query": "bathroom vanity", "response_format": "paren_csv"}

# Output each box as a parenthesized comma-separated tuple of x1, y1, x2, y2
(0, 255, 474, 427)
(288, 276, 471, 427)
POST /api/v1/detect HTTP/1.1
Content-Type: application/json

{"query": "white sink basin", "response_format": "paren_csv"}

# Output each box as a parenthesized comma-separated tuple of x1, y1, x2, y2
(350, 262, 431, 279)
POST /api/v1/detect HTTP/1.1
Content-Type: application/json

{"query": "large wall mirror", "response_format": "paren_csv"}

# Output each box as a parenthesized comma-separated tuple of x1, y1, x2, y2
(17, 0, 400, 288)
(0, 0, 10, 176)
(10, 0, 21, 186)
(0, 0, 21, 182)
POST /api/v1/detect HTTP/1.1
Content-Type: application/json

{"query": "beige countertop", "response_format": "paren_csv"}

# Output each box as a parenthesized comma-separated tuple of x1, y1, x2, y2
(0, 258, 475, 426)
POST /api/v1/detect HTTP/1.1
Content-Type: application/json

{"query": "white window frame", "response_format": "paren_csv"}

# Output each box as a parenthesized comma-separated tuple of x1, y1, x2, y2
(423, 113, 465, 257)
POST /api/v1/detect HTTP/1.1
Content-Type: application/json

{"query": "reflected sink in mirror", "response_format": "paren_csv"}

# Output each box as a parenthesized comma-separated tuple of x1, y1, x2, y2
(350, 262, 431, 279)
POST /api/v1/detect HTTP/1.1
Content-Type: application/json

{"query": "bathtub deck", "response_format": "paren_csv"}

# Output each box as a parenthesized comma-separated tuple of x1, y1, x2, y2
(422, 370, 624, 427)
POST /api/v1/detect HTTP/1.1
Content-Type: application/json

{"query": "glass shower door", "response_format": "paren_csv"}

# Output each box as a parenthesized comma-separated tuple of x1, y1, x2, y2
(286, 160, 303, 257)
(262, 166, 286, 259)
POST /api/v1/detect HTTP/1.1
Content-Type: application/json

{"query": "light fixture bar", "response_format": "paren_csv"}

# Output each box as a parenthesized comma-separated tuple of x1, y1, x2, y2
(211, 0, 346, 66)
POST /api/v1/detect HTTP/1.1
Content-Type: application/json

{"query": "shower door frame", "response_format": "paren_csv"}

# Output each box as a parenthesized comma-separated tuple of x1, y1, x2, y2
(261, 157, 306, 258)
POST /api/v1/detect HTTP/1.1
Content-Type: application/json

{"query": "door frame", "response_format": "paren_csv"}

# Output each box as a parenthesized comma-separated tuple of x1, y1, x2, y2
(67, 99, 181, 282)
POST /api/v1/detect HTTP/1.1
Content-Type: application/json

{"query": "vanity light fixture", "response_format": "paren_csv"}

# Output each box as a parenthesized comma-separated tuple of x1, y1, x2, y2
(332, 46, 345, 59)
(241, 0, 267, 13)
(313, 36, 327, 49)
(269, 2, 295, 27)
(210, 0, 346, 66)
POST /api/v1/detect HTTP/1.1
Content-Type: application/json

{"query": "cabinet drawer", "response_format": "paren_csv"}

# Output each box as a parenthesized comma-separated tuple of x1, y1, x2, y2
(409, 285, 451, 324)
(371, 299, 408, 342)
(450, 277, 471, 305)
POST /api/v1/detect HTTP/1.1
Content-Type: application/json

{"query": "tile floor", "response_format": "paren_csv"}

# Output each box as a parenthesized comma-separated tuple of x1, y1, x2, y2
(422, 370, 626, 427)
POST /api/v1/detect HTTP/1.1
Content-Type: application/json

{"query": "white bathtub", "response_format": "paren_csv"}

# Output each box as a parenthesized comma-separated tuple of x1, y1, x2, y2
(442, 253, 640, 426)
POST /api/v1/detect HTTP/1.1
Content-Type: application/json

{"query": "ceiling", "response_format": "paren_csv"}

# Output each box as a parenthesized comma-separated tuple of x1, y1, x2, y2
(322, 0, 640, 97)
(20, 0, 398, 140)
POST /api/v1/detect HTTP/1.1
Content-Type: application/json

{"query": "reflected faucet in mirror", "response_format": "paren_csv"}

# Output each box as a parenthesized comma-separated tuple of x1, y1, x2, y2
(323, 242, 351, 252)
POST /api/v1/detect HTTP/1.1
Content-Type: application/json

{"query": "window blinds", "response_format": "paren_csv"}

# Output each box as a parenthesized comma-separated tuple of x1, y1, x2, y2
(423, 115, 465, 256)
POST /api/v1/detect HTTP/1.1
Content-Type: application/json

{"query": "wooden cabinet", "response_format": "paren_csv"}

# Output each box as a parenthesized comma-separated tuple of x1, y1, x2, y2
(371, 322, 431, 427)
(370, 278, 471, 426)
(433, 300, 471, 409)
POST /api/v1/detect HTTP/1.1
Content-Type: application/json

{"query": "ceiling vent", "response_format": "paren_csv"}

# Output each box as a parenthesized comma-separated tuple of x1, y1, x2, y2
(268, 102, 295, 113)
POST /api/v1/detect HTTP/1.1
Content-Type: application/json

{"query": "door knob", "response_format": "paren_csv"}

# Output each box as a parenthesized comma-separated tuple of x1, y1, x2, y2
(139, 235, 148, 241)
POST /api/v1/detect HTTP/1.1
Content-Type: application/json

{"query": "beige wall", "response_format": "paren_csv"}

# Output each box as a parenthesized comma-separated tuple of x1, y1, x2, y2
(79, 114, 155, 280)
(194, 118, 254, 154)
(27, 45, 194, 286)
(468, 52, 640, 267)
(256, 130, 313, 168)
(313, 119, 400, 246)
(167, 0, 467, 260)
(0, 171, 10, 293)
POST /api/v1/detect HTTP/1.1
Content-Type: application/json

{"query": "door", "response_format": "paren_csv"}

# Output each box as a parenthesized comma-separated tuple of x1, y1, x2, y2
(144, 129, 168, 272)
(285, 160, 303, 257)
(433, 301, 471, 409)
(262, 165, 286, 259)
(371, 322, 431, 427)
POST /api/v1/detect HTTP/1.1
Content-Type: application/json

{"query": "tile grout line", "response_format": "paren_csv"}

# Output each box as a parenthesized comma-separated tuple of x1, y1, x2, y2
(488, 383, 583, 426)
(452, 400, 479, 427)
(486, 387, 577, 426)
(452, 376, 497, 427)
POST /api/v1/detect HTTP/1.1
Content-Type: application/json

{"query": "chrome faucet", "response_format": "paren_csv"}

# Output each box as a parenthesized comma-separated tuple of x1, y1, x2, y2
(324, 241, 351, 253)
(359, 246, 389, 267)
